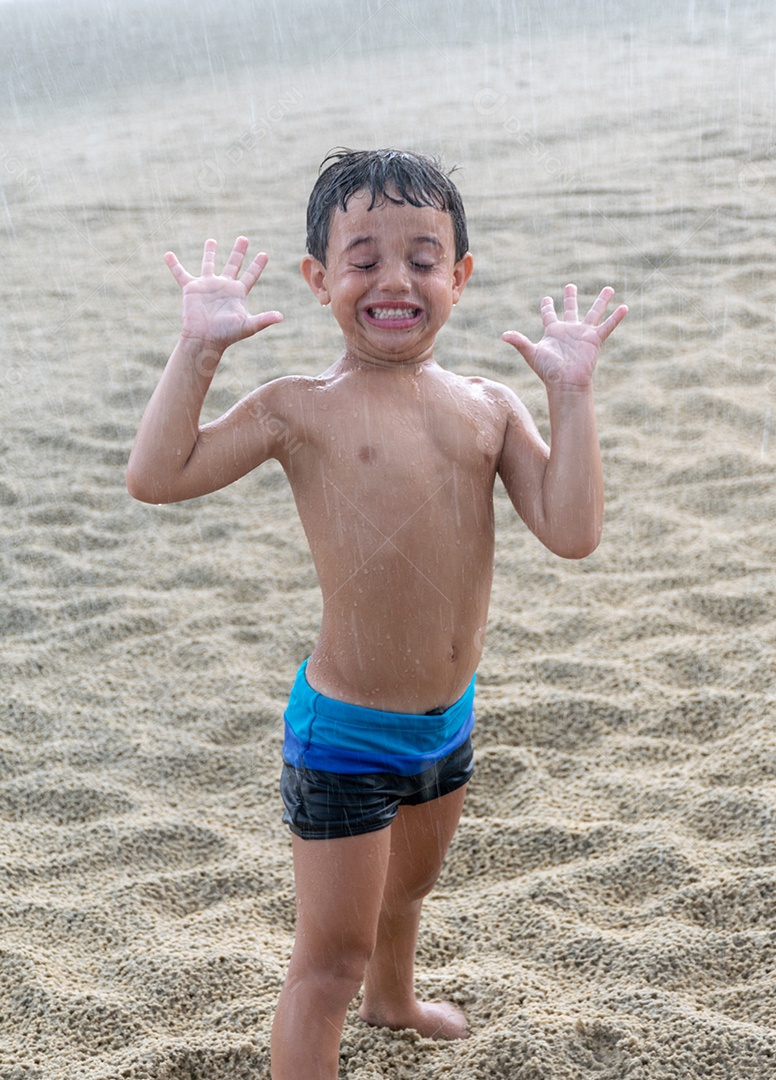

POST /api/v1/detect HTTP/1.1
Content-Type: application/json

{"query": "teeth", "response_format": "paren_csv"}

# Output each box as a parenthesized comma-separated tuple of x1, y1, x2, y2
(369, 307, 418, 320)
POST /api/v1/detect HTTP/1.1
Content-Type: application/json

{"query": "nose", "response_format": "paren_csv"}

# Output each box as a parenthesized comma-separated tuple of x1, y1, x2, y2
(377, 257, 411, 294)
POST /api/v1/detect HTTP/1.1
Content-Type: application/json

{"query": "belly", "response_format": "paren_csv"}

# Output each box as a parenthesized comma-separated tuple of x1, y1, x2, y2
(308, 542, 493, 711)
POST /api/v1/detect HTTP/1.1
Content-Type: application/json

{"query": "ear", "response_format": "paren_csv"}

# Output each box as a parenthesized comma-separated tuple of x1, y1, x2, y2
(300, 254, 330, 305)
(452, 252, 474, 304)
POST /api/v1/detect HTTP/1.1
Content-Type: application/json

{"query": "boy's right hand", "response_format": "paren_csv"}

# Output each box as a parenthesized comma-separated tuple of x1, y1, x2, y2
(165, 236, 284, 350)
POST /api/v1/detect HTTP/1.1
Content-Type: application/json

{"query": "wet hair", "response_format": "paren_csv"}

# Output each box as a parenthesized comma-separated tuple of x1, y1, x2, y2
(306, 148, 469, 265)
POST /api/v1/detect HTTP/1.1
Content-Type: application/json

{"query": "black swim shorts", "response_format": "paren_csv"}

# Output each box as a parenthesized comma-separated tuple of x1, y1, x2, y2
(280, 735, 474, 840)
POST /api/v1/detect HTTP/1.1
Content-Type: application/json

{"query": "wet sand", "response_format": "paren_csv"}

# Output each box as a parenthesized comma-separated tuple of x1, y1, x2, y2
(2, 1, 776, 1076)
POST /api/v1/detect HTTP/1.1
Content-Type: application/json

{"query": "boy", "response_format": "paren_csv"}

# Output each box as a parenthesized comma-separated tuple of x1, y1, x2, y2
(126, 148, 627, 1078)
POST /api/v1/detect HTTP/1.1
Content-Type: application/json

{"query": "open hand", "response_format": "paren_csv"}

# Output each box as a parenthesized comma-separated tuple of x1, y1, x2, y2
(502, 285, 627, 389)
(165, 236, 284, 349)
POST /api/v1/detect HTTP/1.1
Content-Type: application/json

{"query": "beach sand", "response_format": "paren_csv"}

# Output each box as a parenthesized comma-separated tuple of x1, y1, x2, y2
(1, 0, 776, 1076)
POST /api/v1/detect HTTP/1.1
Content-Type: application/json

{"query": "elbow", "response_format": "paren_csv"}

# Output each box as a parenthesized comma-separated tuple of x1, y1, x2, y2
(126, 460, 191, 505)
(126, 472, 151, 504)
(547, 542, 599, 560)
(538, 494, 603, 559)
(561, 538, 600, 560)
(126, 460, 160, 504)
(541, 519, 602, 560)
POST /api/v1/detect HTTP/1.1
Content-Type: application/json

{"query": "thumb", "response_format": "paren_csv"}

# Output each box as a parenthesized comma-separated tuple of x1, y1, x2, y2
(501, 330, 535, 363)
(245, 310, 285, 337)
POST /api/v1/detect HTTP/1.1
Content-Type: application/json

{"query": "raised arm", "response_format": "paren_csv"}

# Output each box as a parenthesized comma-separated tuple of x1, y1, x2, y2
(498, 284, 627, 558)
(126, 237, 285, 504)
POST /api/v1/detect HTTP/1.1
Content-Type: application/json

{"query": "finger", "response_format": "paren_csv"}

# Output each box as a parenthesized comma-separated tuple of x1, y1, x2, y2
(239, 251, 270, 292)
(540, 295, 559, 328)
(596, 303, 628, 342)
(221, 235, 250, 279)
(583, 286, 616, 326)
(245, 310, 285, 336)
(562, 283, 579, 322)
(501, 330, 536, 363)
(201, 238, 217, 276)
(164, 251, 194, 288)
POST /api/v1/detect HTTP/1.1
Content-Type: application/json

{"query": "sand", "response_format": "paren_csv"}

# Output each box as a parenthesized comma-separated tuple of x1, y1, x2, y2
(1, 0, 776, 1076)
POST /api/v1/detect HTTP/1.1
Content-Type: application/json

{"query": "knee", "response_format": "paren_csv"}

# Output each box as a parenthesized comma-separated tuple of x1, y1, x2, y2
(294, 937, 375, 1000)
(326, 946, 374, 991)
(420, 867, 444, 899)
(398, 866, 443, 906)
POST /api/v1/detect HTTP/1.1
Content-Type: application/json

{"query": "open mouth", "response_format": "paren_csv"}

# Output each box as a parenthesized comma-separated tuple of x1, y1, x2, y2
(364, 304, 423, 328)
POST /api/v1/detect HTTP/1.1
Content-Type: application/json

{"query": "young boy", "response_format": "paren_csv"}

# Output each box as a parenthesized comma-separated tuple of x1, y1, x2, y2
(126, 148, 627, 1078)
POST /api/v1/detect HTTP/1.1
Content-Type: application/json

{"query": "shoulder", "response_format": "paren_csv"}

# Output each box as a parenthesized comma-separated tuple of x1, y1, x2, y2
(244, 374, 325, 418)
(241, 372, 349, 456)
(441, 371, 526, 418)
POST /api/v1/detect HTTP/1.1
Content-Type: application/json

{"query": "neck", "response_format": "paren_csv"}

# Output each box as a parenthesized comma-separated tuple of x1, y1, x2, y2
(339, 344, 437, 373)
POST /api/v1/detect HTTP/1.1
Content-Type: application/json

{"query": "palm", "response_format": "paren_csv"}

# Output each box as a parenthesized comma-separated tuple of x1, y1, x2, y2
(503, 285, 627, 389)
(165, 236, 283, 349)
(180, 277, 258, 344)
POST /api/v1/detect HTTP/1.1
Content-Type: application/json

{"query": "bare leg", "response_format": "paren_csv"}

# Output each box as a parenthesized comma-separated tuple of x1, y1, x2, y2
(271, 829, 392, 1080)
(359, 784, 469, 1039)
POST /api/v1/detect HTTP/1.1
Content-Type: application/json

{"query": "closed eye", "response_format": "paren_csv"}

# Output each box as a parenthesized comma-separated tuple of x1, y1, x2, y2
(353, 262, 377, 271)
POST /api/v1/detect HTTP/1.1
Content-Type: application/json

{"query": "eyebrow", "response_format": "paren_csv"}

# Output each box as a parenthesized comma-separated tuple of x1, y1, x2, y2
(343, 234, 444, 252)
(344, 236, 376, 252)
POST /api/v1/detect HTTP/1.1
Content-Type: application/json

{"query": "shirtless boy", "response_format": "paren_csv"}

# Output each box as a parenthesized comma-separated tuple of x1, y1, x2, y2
(126, 148, 627, 1079)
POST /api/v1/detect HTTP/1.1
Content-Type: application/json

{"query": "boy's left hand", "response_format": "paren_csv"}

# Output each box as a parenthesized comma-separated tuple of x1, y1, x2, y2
(502, 284, 627, 389)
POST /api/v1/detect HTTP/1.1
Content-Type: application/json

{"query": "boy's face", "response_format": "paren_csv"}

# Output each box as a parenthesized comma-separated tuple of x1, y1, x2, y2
(301, 190, 473, 367)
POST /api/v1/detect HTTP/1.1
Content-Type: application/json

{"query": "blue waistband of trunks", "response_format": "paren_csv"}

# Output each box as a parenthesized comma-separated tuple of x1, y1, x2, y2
(283, 661, 476, 776)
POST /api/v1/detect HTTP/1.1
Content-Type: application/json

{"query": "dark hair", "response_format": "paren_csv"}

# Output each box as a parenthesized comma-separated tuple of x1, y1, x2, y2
(306, 148, 469, 265)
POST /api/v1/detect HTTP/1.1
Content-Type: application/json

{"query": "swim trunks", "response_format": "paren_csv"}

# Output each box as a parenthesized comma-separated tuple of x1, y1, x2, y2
(280, 661, 476, 839)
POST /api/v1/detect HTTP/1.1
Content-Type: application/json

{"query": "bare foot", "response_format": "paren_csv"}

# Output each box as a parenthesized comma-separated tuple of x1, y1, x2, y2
(358, 1000, 468, 1040)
